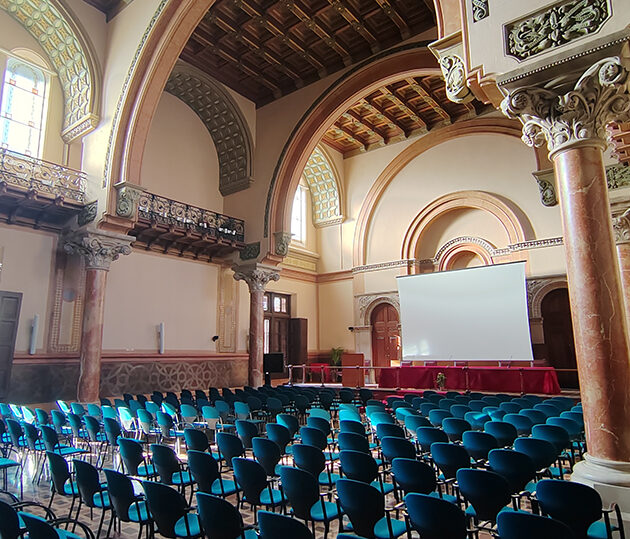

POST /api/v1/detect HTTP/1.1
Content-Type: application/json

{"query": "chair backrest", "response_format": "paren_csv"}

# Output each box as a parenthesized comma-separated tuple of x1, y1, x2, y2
(299, 426, 327, 451)
(20, 513, 72, 539)
(415, 426, 449, 453)
(233, 401, 250, 420)
(40, 424, 60, 451)
(46, 451, 71, 495)
(258, 510, 314, 539)
(456, 468, 511, 522)
(428, 409, 451, 427)
(266, 423, 290, 454)
(535, 479, 603, 538)
(216, 432, 244, 466)
(103, 468, 137, 522)
(276, 414, 299, 437)
(252, 437, 282, 477)
(430, 442, 470, 480)
(513, 437, 558, 470)
(150, 443, 181, 484)
(0, 499, 21, 539)
(339, 420, 367, 437)
(235, 420, 258, 450)
(462, 431, 498, 461)
(496, 510, 574, 539)
(232, 457, 267, 505)
(380, 436, 416, 463)
(483, 421, 518, 447)
(405, 493, 468, 539)
(376, 423, 406, 440)
(5, 418, 23, 446)
(442, 418, 472, 442)
(196, 492, 247, 539)
(118, 438, 144, 475)
(292, 443, 326, 477)
(519, 409, 548, 426)
(74, 459, 105, 508)
(391, 457, 436, 495)
(338, 432, 370, 454)
(531, 424, 570, 453)
(336, 478, 384, 538)
(22, 421, 41, 450)
(35, 408, 49, 425)
(183, 428, 210, 452)
(338, 449, 378, 484)
(503, 413, 533, 436)
(308, 408, 331, 421)
(187, 450, 221, 494)
(180, 404, 198, 422)
(487, 449, 537, 495)
(142, 481, 188, 538)
(278, 466, 319, 521)
(84, 416, 102, 442)
(306, 416, 331, 435)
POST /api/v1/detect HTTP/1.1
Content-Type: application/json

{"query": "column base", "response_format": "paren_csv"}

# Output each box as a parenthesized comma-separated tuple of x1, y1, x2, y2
(572, 453, 630, 527)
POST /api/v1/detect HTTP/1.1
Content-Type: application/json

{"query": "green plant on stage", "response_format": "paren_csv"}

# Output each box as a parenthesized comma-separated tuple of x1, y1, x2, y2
(331, 347, 344, 367)
(436, 372, 446, 391)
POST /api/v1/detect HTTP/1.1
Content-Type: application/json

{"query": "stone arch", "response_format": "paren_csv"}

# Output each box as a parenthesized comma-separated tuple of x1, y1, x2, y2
(0, 0, 102, 142)
(264, 43, 441, 254)
(529, 278, 569, 319)
(302, 145, 343, 227)
(353, 118, 524, 266)
(360, 295, 400, 327)
(435, 236, 495, 271)
(401, 190, 527, 262)
(164, 61, 253, 196)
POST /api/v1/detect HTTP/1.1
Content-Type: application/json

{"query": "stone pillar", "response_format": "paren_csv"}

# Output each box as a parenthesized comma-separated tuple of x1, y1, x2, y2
(233, 264, 280, 387)
(64, 229, 133, 402)
(613, 210, 630, 330)
(502, 57, 630, 487)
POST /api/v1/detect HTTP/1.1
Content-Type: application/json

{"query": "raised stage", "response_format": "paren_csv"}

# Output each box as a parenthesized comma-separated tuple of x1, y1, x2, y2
(378, 365, 561, 395)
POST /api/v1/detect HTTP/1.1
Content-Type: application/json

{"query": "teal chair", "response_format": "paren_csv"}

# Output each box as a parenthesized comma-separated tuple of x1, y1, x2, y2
(142, 481, 202, 539)
(196, 492, 256, 539)
(103, 469, 152, 539)
(258, 510, 314, 539)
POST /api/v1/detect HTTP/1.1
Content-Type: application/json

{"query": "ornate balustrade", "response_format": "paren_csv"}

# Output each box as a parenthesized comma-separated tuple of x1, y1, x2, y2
(0, 148, 86, 203)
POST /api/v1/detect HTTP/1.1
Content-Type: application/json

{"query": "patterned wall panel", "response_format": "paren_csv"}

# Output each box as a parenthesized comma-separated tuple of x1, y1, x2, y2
(302, 146, 343, 227)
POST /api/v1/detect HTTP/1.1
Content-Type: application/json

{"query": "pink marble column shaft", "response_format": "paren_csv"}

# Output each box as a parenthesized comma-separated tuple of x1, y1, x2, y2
(78, 268, 108, 402)
(249, 288, 264, 387)
(553, 145, 630, 462)
(615, 239, 630, 331)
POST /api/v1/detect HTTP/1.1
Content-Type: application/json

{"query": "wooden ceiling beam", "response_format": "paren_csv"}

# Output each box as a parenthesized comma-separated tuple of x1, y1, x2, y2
(405, 78, 451, 124)
(284, 0, 352, 65)
(332, 122, 368, 152)
(343, 111, 386, 144)
(359, 98, 408, 136)
(381, 86, 428, 131)
(374, 0, 410, 39)
(327, 0, 379, 52)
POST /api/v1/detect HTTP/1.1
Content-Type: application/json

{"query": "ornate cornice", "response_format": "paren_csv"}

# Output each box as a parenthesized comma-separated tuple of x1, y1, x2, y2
(232, 264, 280, 292)
(63, 229, 133, 271)
(501, 57, 630, 156)
(612, 211, 630, 245)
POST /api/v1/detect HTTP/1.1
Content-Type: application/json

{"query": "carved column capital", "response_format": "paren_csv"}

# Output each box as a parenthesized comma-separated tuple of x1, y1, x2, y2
(613, 211, 630, 245)
(232, 263, 280, 292)
(64, 228, 134, 271)
(114, 182, 145, 219)
(501, 57, 630, 156)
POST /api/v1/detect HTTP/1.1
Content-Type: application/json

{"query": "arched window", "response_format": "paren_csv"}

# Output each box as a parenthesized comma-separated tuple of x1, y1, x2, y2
(291, 184, 308, 244)
(0, 57, 48, 157)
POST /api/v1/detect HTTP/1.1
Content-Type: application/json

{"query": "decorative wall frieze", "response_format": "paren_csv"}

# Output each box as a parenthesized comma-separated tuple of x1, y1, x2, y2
(165, 61, 254, 196)
(352, 259, 416, 274)
(0, 0, 101, 142)
(63, 228, 133, 271)
(355, 291, 400, 326)
(471, 0, 489, 23)
(232, 263, 280, 292)
(273, 231, 292, 257)
(434, 236, 495, 263)
(501, 57, 630, 156)
(504, 0, 610, 62)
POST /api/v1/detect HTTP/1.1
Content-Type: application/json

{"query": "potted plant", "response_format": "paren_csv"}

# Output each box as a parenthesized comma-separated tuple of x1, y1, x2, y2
(435, 372, 446, 391)
(331, 347, 344, 382)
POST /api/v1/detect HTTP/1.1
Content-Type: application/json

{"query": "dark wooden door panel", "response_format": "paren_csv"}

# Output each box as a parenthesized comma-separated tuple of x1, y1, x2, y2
(371, 303, 400, 382)
(542, 288, 578, 389)
(0, 291, 22, 401)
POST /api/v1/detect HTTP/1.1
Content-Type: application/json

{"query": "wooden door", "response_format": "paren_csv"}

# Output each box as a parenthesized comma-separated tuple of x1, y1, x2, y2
(542, 288, 578, 389)
(0, 291, 22, 401)
(371, 303, 399, 381)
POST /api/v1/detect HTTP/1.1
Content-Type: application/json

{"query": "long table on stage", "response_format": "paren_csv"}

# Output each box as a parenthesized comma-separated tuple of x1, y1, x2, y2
(378, 365, 561, 394)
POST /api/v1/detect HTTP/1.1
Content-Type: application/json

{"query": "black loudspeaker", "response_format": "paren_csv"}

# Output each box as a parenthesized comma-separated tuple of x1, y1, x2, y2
(263, 353, 284, 373)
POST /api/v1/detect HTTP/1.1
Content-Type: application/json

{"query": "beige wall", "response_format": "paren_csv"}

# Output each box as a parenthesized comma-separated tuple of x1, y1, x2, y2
(318, 280, 354, 351)
(0, 225, 55, 352)
(103, 250, 220, 351)
(140, 92, 222, 212)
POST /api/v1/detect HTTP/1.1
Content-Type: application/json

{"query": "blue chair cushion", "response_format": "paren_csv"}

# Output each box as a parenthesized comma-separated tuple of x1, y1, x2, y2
(371, 481, 394, 495)
(0, 457, 19, 469)
(374, 516, 408, 539)
(137, 464, 156, 477)
(588, 520, 615, 539)
(128, 501, 151, 523)
(174, 513, 202, 538)
(211, 452, 223, 462)
(260, 488, 284, 506)
(54, 446, 88, 456)
(318, 472, 341, 486)
(92, 491, 111, 508)
(310, 501, 342, 522)
(172, 471, 194, 485)
(464, 505, 517, 518)
(211, 478, 239, 496)
(62, 482, 79, 495)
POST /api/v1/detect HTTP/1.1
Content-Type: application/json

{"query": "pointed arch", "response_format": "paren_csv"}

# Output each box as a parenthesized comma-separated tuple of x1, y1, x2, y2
(301, 145, 343, 227)
(164, 61, 253, 196)
(0, 0, 101, 142)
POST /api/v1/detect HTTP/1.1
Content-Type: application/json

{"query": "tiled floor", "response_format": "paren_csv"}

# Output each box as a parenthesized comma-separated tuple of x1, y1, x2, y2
(3, 441, 497, 539)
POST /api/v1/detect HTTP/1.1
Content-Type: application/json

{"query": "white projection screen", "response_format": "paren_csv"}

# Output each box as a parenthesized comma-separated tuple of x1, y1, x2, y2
(396, 262, 533, 362)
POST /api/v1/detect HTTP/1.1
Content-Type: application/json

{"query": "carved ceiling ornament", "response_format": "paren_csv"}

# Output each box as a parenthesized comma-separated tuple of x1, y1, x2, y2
(63, 229, 133, 271)
(439, 54, 473, 104)
(504, 0, 610, 62)
(501, 57, 630, 156)
(232, 264, 280, 292)
(302, 146, 343, 227)
(0, 0, 100, 142)
(471, 0, 489, 23)
(165, 62, 254, 196)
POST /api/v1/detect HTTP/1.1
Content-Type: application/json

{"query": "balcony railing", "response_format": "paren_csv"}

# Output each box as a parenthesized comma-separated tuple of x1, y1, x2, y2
(136, 191, 245, 243)
(0, 147, 86, 203)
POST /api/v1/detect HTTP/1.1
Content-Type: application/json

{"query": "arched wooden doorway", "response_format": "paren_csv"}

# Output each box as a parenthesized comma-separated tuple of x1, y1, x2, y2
(371, 303, 400, 381)
(542, 288, 578, 389)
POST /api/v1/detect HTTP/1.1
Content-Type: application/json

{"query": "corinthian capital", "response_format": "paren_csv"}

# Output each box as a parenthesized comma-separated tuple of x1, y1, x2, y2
(501, 57, 630, 156)
(613, 211, 630, 245)
(232, 263, 280, 292)
(64, 228, 134, 270)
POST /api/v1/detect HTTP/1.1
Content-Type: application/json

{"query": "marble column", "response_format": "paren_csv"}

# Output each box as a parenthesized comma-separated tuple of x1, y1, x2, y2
(233, 264, 280, 387)
(502, 57, 630, 485)
(613, 211, 630, 330)
(64, 229, 133, 402)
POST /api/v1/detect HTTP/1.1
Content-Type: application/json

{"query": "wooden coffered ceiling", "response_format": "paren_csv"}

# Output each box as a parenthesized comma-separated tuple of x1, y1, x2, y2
(181, 0, 436, 107)
(322, 75, 490, 156)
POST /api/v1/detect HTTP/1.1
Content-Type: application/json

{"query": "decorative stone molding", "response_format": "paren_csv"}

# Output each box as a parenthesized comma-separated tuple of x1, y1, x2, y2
(114, 182, 145, 219)
(532, 169, 558, 206)
(435, 236, 495, 270)
(612, 211, 630, 244)
(302, 146, 344, 227)
(232, 264, 280, 292)
(471, 0, 489, 22)
(77, 201, 98, 227)
(0, 0, 101, 142)
(273, 231, 292, 257)
(63, 229, 134, 271)
(439, 54, 473, 104)
(501, 57, 630, 156)
(527, 276, 569, 318)
(240, 242, 261, 261)
(607, 163, 630, 189)
(356, 292, 400, 326)
(504, 0, 610, 62)
(164, 61, 253, 196)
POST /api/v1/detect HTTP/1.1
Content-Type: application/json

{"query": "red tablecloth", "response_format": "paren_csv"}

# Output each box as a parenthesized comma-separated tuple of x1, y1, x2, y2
(378, 366, 561, 395)
(308, 363, 333, 383)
